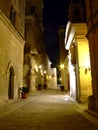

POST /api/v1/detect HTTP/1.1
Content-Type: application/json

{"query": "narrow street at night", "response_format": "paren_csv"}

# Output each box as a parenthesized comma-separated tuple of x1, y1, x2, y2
(0, 89, 98, 130)
(0, 1, 98, 130)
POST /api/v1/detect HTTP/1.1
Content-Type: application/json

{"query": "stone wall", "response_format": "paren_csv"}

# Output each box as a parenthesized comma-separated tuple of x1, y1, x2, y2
(0, 0, 25, 37)
(0, 11, 24, 102)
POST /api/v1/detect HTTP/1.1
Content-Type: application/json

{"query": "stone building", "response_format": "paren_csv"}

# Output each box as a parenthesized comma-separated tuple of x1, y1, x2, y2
(24, 0, 50, 91)
(65, 22, 92, 101)
(0, 0, 53, 102)
(0, 0, 25, 102)
(64, 0, 92, 101)
(85, 0, 98, 111)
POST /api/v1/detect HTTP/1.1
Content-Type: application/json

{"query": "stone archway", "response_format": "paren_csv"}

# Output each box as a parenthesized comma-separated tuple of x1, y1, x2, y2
(8, 66, 14, 99)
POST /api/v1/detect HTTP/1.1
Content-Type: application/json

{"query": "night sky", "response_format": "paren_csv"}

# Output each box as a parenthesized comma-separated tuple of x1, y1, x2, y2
(43, 0, 70, 67)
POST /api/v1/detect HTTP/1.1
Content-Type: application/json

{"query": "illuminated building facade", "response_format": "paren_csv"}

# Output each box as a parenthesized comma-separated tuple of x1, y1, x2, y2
(0, 0, 25, 102)
(0, 0, 55, 102)
(24, 0, 50, 91)
(64, 1, 92, 101)
(24, 0, 43, 91)
(65, 22, 92, 101)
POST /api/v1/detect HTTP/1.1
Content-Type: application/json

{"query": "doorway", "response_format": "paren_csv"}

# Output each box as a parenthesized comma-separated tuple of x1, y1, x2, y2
(8, 67, 14, 99)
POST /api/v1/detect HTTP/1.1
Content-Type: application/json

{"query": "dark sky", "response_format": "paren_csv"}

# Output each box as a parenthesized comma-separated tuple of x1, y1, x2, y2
(43, 0, 70, 67)
(43, 0, 69, 25)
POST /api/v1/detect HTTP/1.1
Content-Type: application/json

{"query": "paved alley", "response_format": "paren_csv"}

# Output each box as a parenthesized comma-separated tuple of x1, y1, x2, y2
(0, 89, 98, 130)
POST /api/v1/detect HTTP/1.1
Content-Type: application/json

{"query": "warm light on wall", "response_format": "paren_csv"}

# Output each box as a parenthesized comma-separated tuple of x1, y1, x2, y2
(85, 60, 90, 69)
(35, 65, 38, 72)
(60, 64, 64, 69)
(65, 21, 71, 44)
(78, 41, 91, 74)
(65, 27, 75, 50)
(47, 75, 51, 81)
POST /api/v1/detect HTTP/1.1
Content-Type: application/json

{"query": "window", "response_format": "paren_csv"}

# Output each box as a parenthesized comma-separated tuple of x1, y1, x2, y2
(31, 5, 35, 14)
(10, 6, 16, 25)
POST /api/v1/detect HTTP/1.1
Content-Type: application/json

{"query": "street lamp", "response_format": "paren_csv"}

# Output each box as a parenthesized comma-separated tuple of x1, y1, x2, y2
(39, 65, 42, 69)
(60, 64, 64, 69)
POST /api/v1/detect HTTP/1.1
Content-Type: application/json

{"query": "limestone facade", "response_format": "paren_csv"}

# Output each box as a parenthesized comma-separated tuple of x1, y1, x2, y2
(0, 0, 25, 102)
(64, 1, 92, 101)
(24, 0, 50, 91)
(65, 22, 92, 102)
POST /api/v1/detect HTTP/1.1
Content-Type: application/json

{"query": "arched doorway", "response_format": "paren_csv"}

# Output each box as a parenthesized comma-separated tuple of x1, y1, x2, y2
(8, 67, 14, 99)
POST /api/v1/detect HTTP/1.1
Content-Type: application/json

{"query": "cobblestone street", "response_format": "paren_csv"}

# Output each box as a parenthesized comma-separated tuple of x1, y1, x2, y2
(0, 89, 98, 130)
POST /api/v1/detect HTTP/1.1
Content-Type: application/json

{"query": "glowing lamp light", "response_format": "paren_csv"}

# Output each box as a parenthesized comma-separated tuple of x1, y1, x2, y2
(60, 64, 64, 69)
(59, 77, 62, 81)
(44, 71, 47, 74)
(39, 65, 42, 69)
(49, 76, 51, 79)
